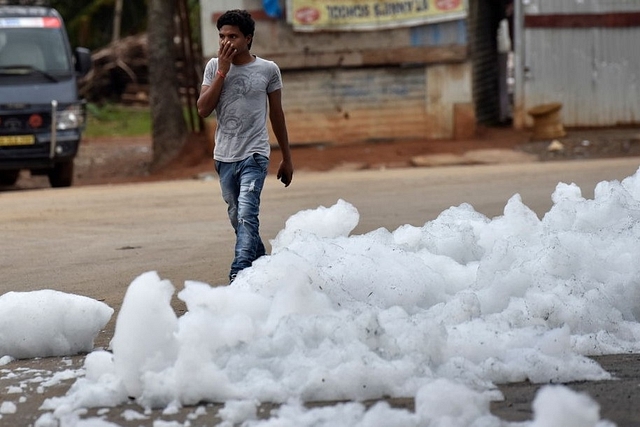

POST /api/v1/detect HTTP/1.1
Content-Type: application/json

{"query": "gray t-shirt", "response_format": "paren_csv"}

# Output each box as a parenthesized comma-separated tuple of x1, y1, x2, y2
(202, 56, 283, 162)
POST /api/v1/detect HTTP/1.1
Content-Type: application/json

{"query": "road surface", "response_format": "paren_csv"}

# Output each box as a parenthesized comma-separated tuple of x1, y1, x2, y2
(1, 158, 640, 426)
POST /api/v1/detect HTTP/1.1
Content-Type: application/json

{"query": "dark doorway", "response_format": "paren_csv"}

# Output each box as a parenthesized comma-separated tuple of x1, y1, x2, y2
(469, 0, 514, 126)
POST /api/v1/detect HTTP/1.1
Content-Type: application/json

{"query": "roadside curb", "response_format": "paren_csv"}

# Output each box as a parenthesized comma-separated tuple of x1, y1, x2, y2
(411, 149, 539, 167)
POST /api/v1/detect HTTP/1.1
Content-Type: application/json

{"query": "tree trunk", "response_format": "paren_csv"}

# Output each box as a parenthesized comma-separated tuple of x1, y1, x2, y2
(112, 0, 123, 43)
(147, 0, 187, 170)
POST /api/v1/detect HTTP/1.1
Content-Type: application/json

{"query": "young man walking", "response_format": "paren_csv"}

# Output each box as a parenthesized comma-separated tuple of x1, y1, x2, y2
(197, 9, 294, 283)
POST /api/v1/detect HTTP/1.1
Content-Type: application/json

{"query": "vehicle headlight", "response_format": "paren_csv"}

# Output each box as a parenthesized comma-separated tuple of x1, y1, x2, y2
(56, 104, 86, 130)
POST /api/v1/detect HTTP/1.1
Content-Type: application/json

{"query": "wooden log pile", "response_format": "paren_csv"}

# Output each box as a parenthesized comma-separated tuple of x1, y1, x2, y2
(79, 34, 150, 105)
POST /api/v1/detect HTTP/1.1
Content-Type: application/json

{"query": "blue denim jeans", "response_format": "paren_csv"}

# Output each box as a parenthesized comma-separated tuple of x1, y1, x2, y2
(216, 154, 269, 281)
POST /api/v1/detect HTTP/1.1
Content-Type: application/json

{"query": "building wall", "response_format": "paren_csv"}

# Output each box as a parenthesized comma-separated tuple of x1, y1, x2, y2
(275, 62, 473, 145)
(521, 1, 640, 127)
(201, 2, 468, 70)
(200, 0, 473, 145)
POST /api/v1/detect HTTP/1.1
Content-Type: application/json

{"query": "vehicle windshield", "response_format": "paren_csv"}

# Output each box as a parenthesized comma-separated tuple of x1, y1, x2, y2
(0, 27, 71, 77)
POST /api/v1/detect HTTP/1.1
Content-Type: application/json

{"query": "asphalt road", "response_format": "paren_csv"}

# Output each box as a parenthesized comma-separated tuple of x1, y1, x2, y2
(2, 157, 640, 426)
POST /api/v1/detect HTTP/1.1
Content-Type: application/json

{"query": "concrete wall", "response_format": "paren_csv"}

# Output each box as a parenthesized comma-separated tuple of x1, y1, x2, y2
(200, 0, 474, 145)
(274, 62, 472, 145)
(200, 1, 467, 69)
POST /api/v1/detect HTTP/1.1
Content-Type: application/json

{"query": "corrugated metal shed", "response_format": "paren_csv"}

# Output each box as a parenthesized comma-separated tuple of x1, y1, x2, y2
(522, 0, 640, 127)
(526, 0, 640, 14)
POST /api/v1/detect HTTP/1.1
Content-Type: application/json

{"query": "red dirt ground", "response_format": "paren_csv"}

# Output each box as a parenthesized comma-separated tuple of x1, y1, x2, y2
(75, 126, 531, 186)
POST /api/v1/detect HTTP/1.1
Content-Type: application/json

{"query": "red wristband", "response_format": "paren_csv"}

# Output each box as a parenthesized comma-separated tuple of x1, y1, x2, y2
(217, 69, 226, 79)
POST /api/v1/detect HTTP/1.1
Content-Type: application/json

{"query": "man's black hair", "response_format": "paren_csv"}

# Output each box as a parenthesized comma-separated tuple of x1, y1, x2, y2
(217, 9, 255, 49)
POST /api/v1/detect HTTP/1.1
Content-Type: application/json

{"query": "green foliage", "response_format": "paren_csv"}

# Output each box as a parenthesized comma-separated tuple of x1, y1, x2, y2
(85, 103, 151, 138)
(49, 0, 202, 52)
(84, 103, 203, 137)
(188, 0, 201, 47)
(51, 0, 148, 50)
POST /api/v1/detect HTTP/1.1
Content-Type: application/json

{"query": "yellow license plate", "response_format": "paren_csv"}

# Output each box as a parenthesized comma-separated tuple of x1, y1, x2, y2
(0, 135, 35, 146)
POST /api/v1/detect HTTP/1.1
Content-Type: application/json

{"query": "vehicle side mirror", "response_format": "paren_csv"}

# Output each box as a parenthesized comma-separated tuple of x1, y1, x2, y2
(74, 47, 92, 77)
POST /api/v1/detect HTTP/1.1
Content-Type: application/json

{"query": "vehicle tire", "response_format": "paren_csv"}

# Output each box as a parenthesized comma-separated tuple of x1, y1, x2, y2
(48, 161, 74, 188)
(0, 170, 20, 186)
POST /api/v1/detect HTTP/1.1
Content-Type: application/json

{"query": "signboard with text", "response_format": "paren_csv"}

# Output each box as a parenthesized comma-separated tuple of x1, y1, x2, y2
(287, 0, 467, 31)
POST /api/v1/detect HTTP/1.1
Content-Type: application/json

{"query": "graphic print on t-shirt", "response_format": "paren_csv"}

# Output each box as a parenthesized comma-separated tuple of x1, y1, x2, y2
(218, 74, 251, 138)
(207, 56, 281, 162)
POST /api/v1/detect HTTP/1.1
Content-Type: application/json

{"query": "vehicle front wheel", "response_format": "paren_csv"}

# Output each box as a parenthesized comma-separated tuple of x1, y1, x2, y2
(0, 170, 20, 186)
(48, 161, 74, 188)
